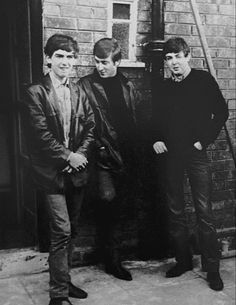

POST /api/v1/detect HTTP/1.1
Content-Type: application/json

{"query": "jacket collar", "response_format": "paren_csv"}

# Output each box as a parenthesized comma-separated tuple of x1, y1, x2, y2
(91, 69, 130, 107)
(92, 69, 129, 85)
(42, 73, 78, 117)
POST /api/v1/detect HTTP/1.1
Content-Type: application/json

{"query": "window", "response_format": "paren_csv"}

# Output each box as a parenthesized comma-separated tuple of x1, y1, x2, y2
(108, 0, 141, 66)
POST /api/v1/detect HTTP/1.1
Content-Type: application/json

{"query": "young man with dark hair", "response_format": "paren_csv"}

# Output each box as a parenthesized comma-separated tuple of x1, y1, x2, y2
(79, 38, 139, 281)
(22, 34, 95, 305)
(152, 37, 228, 291)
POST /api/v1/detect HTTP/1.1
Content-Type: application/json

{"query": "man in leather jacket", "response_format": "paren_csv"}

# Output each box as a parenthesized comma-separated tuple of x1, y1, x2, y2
(79, 38, 138, 281)
(22, 34, 95, 305)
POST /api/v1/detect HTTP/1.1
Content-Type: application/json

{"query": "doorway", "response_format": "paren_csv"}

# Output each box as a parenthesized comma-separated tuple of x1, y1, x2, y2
(0, 0, 43, 249)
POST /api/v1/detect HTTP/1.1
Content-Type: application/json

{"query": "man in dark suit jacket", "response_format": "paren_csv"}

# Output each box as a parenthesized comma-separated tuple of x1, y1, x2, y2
(22, 34, 95, 305)
(79, 38, 139, 281)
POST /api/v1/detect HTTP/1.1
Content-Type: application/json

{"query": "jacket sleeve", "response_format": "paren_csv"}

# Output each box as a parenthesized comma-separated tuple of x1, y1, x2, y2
(74, 86, 95, 158)
(127, 80, 138, 125)
(22, 85, 71, 165)
(77, 78, 103, 150)
(199, 73, 229, 147)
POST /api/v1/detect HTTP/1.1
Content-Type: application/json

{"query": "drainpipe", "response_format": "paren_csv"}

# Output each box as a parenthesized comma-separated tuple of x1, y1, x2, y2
(142, 0, 165, 106)
(144, 0, 165, 78)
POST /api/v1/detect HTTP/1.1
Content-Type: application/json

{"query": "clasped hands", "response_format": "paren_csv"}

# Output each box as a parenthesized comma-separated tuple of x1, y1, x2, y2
(153, 141, 203, 154)
(63, 152, 88, 173)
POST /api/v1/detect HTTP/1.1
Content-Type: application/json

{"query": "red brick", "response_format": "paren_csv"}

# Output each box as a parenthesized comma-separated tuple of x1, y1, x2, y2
(217, 49, 236, 58)
(76, 66, 94, 78)
(231, 38, 236, 48)
(45, 0, 76, 4)
(43, 3, 60, 16)
(212, 180, 225, 191)
(138, 0, 152, 11)
(196, 0, 216, 3)
(93, 7, 107, 19)
(218, 79, 230, 89)
(76, 54, 94, 66)
(165, 23, 191, 35)
(217, 69, 235, 79)
(44, 28, 78, 41)
(227, 100, 236, 110)
(77, 31, 93, 43)
(192, 25, 235, 37)
(219, 5, 236, 15)
(213, 59, 229, 69)
(206, 15, 234, 25)
(229, 79, 236, 88)
(189, 58, 205, 68)
(138, 10, 152, 22)
(138, 22, 152, 33)
(77, 19, 107, 31)
(213, 140, 229, 150)
(207, 37, 231, 48)
(165, 1, 191, 12)
(191, 47, 204, 57)
(61, 6, 93, 18)
(212, 150, 232, 160)
(216, 0, 233, 4)
(78, 43, 93, 55)
(45, 16, 77, 29)
(222, 90, 236, 100)
(178, 13, 195, 24)
(198, 4, 218, 14)
(76, 0, 107, 7)
(225, 180, 236, 189)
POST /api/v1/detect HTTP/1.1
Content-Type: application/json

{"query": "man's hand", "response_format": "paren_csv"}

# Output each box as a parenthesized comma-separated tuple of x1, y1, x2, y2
(153, 141, 168, 154)
(68, 152, 88, 171)
(193, 141, 203, 151)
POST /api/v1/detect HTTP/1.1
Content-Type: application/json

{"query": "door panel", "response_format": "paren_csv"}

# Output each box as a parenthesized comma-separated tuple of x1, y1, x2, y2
(0, 0, 42, 249)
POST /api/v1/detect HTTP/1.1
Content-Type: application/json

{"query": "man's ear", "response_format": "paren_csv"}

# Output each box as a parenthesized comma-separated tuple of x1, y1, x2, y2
(115, 59, 121, 67)
(46, 55, 52, 66)
(186, 53, 191, 62)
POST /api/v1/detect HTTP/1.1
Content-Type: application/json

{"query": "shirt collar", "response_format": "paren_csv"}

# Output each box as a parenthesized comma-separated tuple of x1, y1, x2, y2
(172, 67, 191, 82)
(49, 71, 69, 89)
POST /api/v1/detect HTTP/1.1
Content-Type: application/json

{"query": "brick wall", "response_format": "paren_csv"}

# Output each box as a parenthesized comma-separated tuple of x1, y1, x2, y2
(42, 0, 235, 263)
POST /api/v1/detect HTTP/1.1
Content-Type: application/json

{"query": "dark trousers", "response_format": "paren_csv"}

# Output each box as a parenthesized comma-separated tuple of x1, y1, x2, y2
(43, 178, 84, 299)
(164, 148, 221, 272)
(95, 169, 133, 262)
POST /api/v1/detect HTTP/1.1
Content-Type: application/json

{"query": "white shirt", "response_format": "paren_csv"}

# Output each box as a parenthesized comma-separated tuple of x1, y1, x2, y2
(49, 71, 71, 148)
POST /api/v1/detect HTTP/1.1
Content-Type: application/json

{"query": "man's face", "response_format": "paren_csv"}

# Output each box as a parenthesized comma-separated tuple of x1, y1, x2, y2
(165, 51, 190, 76)
(94, 54, 120, 78)
(46, 49, 75, 81)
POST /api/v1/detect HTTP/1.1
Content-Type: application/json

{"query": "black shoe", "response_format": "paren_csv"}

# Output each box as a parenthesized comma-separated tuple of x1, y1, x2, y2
(207, 272, 224, 291)
(166, 262, 193, 278)
(49, 297, 72, 305)
(105, 262, 132, 281)
(68, 282, 88, 299)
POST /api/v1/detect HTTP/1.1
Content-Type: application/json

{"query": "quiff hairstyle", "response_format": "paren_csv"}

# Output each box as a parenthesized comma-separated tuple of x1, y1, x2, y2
(93, 38, 122, 63)
(44, 33, 79, 58)
(163, 37, 190, 58)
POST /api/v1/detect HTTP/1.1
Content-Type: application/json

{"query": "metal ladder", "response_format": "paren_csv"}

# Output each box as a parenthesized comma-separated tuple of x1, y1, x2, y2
(190, 0, 235, 167)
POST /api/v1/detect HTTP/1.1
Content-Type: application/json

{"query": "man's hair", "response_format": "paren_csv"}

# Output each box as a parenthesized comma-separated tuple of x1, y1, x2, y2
(163, 37, 190, 58)
(44, 33, 79, 58)
(93, 38, 121, 62)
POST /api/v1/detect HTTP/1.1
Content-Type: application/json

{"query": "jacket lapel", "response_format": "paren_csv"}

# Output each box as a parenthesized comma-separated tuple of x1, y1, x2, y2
(42, 74, 65, 140)
(69, 80, 78, 119)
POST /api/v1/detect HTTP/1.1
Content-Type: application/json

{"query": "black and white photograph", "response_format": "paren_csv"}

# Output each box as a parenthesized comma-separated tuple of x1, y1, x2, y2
(0, 0, 235, 304)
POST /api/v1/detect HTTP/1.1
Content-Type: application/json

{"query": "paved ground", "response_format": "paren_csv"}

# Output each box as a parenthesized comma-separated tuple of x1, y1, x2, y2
(0, 249, 235, 305)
